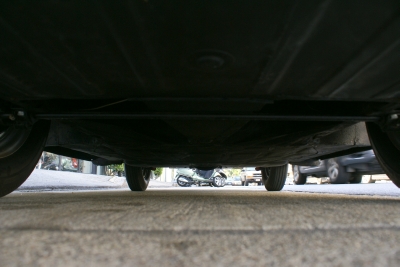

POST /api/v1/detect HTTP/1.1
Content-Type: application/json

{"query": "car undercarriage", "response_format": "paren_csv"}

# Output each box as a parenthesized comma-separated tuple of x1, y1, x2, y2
(1, 0, 400, 196)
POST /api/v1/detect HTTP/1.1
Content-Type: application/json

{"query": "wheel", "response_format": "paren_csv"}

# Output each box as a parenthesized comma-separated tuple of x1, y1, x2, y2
(292, 165, 307, 185)
(125, 165, 151, 191)
(0, 123, 32, 158)
(366, 122, 400, 188)
(212, 175, 224, 187)
(0, 120, 50, 198)
(350, 173, 363, 184)
(261, 164, 288, 191)
(326, 158, 350, 184)
(220, 177, 226, 187)
(244, 180, 249, 186)
(176, 176, 191, 187)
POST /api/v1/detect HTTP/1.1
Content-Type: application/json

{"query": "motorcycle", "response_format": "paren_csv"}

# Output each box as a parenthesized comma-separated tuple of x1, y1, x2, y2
(175, 168, 227, 187)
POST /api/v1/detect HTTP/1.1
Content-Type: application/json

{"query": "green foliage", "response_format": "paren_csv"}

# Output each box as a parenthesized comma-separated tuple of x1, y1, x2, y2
(224, 168, 242, 177)
(154, 167, 163, 177)
(108, 164, 124, 173)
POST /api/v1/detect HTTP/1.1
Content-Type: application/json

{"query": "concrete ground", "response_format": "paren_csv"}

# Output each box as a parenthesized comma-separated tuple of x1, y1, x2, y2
(1, 188, 400, 267)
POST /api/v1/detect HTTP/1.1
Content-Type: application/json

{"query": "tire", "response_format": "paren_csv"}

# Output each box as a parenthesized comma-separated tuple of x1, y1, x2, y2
(350, 173, 363, 184)
(292, 165, 307, 185)
(261, 164, 288, 191)
(176, 176, 191, 187)
(244, 180, 249, 186)
(125, 165, 151, 191)
(0, 124, 31, 158)
(212, 175, 225, 187)
(220, 177, 226, 187)
(366, 122, 400, 188)
(0, 120, 50, 198)
(326, 158, 350, 184)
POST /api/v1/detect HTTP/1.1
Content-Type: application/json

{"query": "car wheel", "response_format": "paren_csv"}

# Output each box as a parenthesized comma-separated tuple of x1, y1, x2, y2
(292, 165, 307, 185)
(0, 123, 32, 158)
(261, 164, 288, 191)
(220, 177, 226, 187)
(326, 158, 350, 184)
(366, 122, 400, 188)
(125, 165, 151, 191)
(350, 173, 363, 184)
(212, 175, 224, 187)
(0, 120, 50, 198)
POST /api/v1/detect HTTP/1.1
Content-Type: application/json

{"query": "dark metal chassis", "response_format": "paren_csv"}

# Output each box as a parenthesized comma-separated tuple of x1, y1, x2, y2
(1, 0, 400, 170)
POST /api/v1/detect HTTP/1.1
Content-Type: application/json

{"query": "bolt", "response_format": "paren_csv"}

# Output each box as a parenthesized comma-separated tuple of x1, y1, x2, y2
(17, 111, 25, 117)
(390, 114, 399, 120)
(9, 114, 16, 121)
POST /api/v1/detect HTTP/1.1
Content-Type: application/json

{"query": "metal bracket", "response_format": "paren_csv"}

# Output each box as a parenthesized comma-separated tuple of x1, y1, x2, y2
(1, 110, 31, 125)
(31, 112, 381, 122)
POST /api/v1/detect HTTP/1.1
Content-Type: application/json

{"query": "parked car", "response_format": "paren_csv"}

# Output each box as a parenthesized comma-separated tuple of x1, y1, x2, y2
(241, 167, 263, 186)
(1, 1, 400, 197)
(292, 150, 384, 185)
(37, 152, 79, 172)
(231, 176, 242, 186)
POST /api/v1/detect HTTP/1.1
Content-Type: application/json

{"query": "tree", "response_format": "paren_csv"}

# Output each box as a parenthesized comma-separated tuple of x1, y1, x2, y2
(224, 168, 242, 177)
(154, 167, 163, 178)
(107, 164, 124, 176)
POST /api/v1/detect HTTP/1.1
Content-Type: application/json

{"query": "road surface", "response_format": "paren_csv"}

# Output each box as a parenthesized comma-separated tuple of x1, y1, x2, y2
(1, 186, 399, 266)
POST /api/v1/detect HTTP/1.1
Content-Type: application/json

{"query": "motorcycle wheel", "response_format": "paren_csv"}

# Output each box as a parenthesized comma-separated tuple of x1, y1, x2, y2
(177, 176, 191, 187)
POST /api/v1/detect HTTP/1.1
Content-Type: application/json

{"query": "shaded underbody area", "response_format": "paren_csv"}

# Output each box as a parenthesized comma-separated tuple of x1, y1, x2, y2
(1, 0, 399, 167)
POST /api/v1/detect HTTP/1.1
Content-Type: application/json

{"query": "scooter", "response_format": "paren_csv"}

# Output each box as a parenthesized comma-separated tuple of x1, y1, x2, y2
(175, 168, 227, 187)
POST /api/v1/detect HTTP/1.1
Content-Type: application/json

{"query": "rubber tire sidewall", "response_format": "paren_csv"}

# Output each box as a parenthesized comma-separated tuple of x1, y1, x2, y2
(326, 158, 350, 184)
(292, 165, 307, 185)
(177, 176, 190, 187)
(264, 164, 288, 191)
(0, 120, 50, 198)
(366, 122, 400, 188)
(125, 165, 151, 191)
(212, 175, 224, 187)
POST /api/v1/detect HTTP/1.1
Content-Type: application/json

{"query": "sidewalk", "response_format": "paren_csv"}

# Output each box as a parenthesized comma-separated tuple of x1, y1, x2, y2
(16, 169, 172, 192)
